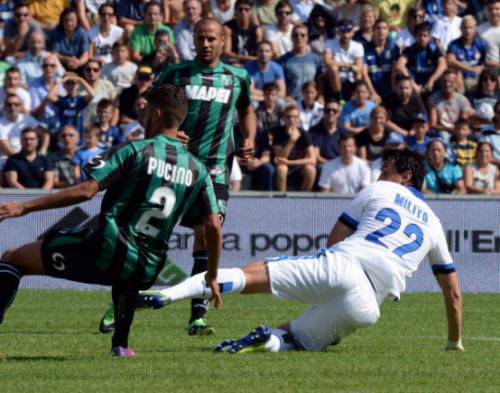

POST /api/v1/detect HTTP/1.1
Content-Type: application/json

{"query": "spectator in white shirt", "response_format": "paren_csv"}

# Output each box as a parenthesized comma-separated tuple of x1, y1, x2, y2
(102, 42, 138, 93)
(318, 132, 371, 194)
(88, 3, 124, 65)
(0, 67, 31, 115)
(478, 0, 500, 71)
(0, 93, 43, 168)
(298, 81, 323, 131)
(324, 19, 364, 101)
(264, 0, 294, 59)
(431, 0, 462, 51)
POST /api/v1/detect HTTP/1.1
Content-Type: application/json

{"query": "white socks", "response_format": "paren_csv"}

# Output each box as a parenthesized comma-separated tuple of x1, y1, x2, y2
(160, 268, 246, 302)
(264, 329, 297, 352)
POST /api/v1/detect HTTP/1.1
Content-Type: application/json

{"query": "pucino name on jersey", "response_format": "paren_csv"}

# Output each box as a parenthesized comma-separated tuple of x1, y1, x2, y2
(394, 194, 429, 223)
(147, 157, 193, 186)
(185, 85, 231, 104)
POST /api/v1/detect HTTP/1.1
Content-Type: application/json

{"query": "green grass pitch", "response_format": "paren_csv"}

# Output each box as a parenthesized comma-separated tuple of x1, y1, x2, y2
(1, 290, 499, 393)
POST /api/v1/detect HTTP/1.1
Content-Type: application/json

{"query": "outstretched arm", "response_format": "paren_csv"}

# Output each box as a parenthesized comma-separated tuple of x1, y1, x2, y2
(435, 272, 464, 351)
(0, 180, 100, 221)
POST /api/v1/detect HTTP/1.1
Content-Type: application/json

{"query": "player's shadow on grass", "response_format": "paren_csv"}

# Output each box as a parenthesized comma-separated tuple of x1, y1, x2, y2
(1, 355, 71, 362)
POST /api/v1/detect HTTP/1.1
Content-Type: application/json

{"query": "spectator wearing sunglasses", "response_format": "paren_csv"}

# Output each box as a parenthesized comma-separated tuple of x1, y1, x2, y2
(88, 3, 124, 65)
(2, 1, 42, 58)
(79, 59, 117, 126)
(309, 99, 342, 165)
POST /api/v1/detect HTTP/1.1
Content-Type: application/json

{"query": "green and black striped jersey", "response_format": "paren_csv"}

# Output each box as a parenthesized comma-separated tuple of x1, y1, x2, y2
(156, 60, 252, 185)
(83, 135, 218, 287)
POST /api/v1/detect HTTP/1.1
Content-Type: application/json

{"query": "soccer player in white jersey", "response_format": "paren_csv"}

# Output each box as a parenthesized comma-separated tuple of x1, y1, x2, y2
(139, 148, 464, 353)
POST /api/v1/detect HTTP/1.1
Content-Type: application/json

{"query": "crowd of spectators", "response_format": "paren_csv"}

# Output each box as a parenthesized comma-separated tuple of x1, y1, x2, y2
(0, 0, 498, 196)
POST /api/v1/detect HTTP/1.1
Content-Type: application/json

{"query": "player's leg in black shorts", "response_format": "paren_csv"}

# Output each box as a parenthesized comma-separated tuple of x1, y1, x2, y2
(180, 181, 229, 332)
(41, 227, 112, 285)
(42, 227, 144, 351)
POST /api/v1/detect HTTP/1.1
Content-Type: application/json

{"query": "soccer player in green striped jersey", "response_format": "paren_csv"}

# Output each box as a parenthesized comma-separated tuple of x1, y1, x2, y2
(0, 85, 223, 357)
(154, 18, 257, 334)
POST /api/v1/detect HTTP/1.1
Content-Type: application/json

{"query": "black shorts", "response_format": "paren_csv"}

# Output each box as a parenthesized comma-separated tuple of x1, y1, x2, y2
(41, 227, 113, 286)
(180, 181, 229, 228)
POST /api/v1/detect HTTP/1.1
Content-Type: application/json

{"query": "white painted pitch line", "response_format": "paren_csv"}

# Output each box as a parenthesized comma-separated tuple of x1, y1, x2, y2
(416, 336, 500, 342)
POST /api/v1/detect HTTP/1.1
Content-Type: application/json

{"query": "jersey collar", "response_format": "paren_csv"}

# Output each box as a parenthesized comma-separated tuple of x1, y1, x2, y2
(405, 185, 427, 202)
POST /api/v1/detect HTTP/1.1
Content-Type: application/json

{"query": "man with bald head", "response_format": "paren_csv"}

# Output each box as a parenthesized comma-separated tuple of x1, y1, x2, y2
(99, 17, 257, 336)
(18, 32, 63, 85)
(174, 0, 204, 61)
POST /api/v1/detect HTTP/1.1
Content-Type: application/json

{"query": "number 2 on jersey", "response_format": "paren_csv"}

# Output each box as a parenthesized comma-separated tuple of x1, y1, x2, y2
(365, 208, 424, 257)
(135, 187, 176, 237)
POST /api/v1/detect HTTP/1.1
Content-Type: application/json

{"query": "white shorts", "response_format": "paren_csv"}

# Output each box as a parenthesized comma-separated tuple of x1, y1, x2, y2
(266, 249, 380, 351)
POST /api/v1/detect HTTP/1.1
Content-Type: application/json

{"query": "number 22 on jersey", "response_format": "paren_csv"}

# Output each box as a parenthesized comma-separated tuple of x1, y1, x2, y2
(365, 208, 424, 257)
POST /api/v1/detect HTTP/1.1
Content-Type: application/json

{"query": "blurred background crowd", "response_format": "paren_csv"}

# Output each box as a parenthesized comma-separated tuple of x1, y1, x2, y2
(0, 0, 498, 195)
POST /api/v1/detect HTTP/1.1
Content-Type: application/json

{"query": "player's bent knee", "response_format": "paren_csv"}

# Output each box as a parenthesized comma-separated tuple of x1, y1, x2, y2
(353, 306, 380, 328)
(1, 248, 16, 261)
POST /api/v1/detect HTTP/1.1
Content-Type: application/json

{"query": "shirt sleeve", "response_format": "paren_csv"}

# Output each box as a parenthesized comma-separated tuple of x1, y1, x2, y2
(42, 155, 54, 171)
(3, 156, 17, 172)
(453, 163, 464, 182)
(427, 222, 455, 274)
(338, 183, 374, 229)
(84, 142, 137, 190)
(236, 71, 252, 111)
(129, 27, 141, 52)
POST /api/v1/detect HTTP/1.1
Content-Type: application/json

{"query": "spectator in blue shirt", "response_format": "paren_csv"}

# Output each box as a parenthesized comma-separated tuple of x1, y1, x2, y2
(95, 99, 123, 149)
(117, 0, 147, 38)
(339, 81, 376, 134)
(75, 126, 105, 180)
(447, 15, 488, 94)
(423, 138, 466, 194)
(279, 24, 321, 102)
(40, 72, 95, 143)
(245, 41, 286, 100)
(48, 7, 90, 72)
(363, 19, 400, 104)
(395, 22, 447, 96)
(406, 112, 433, 154)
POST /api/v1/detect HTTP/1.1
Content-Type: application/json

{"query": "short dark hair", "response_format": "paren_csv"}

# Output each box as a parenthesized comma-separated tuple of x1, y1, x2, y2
(144, 1, 163, 14)
(324, 98, 339, 107)
(235, 0, 252, 8)
(21, 127, 38, 138)
(143, 84, 188, 128)
(263, 82, 279, 92)
(112, 41, 128, 51)
(275, 0, 292, 14)
(382, 148, 426, 191)
(396, 74, 412, 84)
(14, 0, 29, 11)
(97, 98, 114, 110)
(6, 66, 21, 76)
(98, 2, 115, 15)
(414, 22, 432, 35)
(155, 29, 170, 41)
(339, 132, 356, 144)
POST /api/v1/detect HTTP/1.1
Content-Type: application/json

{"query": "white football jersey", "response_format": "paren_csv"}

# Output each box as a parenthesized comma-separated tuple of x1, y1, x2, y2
(332, 181, 454, 300)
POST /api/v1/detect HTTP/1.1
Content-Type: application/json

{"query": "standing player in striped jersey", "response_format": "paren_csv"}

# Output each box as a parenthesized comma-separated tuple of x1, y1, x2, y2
(99, 17, 257, 336)
(0, 85, 223, 357)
